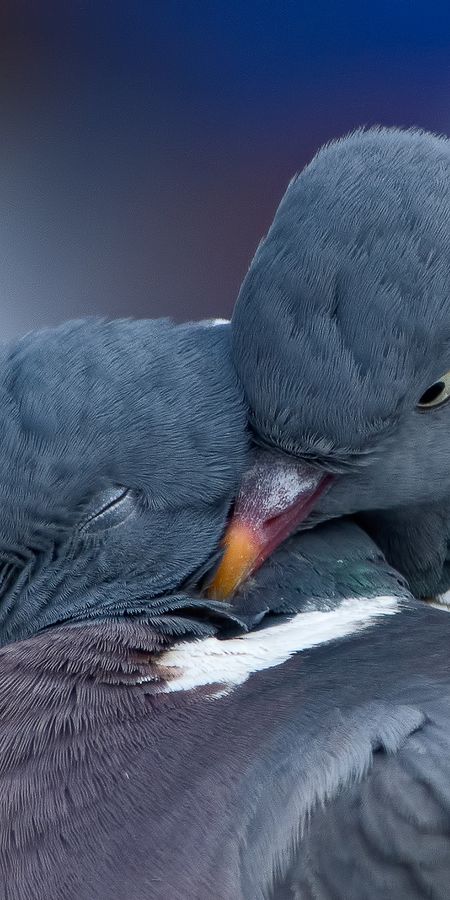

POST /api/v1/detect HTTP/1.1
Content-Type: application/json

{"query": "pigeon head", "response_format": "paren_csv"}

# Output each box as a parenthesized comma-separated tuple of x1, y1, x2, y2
(210, 128, 450, 597)
(0, 318, 248, 645)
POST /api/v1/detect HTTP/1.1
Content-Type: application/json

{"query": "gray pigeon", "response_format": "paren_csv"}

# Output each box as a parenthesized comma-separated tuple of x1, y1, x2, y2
(219, 127, 450, 599)
(4, 513, 450, 899)
(0, 318, 450, 899)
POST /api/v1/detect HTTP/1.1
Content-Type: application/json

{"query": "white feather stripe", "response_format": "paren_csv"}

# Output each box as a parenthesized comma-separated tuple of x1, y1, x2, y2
(158, 595, 399, 696)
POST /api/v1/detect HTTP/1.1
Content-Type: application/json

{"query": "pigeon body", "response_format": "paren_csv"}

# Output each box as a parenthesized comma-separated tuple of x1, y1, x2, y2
(1, 520, 450, 898)
(230, 127, 450, 597)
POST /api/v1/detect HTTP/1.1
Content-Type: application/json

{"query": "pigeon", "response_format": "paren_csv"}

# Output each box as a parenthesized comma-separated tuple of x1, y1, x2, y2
(5, 516, 449, 899)
(210, 127, 450, 600)
(1, 317, 449, 899)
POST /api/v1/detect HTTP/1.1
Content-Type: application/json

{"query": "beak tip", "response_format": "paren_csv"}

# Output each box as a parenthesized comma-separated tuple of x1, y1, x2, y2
(207, 522, 261, 600)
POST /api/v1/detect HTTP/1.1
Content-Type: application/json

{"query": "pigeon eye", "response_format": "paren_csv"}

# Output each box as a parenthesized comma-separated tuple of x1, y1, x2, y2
(78, 487, 136, 534)
(417, 372, 450, 410)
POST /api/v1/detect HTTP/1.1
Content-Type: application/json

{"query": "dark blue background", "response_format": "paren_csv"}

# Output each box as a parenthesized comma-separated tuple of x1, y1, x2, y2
(1, 1, 449, 336)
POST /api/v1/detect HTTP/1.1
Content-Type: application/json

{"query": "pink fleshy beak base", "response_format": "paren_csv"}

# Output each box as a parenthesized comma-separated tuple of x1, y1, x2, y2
(208, 453, 333, 599)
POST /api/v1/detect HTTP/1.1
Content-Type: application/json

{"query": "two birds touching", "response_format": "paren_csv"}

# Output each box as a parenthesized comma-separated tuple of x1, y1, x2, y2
(1, 126, 450, 898)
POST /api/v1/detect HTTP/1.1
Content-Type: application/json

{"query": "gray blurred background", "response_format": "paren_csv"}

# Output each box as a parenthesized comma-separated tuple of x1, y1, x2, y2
(1, 1, 449, 338)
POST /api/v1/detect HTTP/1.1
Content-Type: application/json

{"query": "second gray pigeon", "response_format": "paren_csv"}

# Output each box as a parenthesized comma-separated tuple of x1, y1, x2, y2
(223, 126, 450, 599)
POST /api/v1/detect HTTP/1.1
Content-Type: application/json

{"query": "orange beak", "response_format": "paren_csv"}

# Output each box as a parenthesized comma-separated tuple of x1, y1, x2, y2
(208, 520, 261, 600)
(208, 453, 333, 600)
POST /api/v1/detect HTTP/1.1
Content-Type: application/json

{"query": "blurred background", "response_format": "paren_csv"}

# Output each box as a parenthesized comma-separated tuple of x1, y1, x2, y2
(0, 0, 449, 338)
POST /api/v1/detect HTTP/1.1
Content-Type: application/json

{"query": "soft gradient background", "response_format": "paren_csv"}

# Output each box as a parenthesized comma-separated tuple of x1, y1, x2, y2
(0, 1, 449, 338)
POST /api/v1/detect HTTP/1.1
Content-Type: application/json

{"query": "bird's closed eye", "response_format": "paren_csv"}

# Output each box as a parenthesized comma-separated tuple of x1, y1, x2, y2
(417, 371, 450, 410)
(78, 487, 136, 534)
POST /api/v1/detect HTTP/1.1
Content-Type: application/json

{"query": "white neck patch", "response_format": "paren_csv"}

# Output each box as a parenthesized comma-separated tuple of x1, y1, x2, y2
(157, 595, 399, 697)
(200, 317, 230, 327)
(426, 591, 450, 612)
